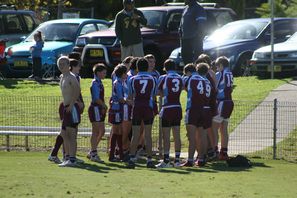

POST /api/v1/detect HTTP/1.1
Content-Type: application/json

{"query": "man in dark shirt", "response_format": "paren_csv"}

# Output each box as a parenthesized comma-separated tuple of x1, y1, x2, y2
(179, 0, 207, 65)
(115, 0, 147, 61)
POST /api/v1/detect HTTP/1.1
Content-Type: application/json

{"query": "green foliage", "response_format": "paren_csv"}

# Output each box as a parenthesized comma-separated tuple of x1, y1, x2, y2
(256, 0, 297, 17)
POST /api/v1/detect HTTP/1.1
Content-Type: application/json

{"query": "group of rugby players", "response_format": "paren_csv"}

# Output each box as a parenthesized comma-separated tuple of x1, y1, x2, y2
(48, 52, 234, 169)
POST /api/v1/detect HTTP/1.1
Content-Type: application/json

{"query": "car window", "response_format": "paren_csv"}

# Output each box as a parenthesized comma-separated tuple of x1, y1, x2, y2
(274, 20, 297, 41)
(167, 12, 182, 31)
(142, 10, 164, 29)
(26, 23, 79, 42)
(96, 23, 108, 31)
(0, 15, 4, 34)
(209, 10, 234, 27)
(23, 14, 35, 32)
(5, 14, 24, 34)
(207, 20, 269, 41)
(80, 23, 97, 35)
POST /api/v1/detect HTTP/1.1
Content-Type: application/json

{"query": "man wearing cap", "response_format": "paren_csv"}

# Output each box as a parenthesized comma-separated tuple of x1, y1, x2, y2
(179, 0, 207, 65)
(115, 0, 147, 61)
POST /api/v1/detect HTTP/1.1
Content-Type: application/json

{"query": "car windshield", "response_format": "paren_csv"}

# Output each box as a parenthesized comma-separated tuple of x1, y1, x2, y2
(142, 10, 164, 29)
(25, 23, 79, 42)
(206, 20, 269, 41)
(109, 10, 164, 29)
(287, 32, 297, 42)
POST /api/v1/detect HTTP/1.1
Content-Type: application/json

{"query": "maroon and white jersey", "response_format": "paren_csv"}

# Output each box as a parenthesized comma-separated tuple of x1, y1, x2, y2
(185, 74, 214, 110)
(128, 72, 156, 108)
(158, 71, 183, 107)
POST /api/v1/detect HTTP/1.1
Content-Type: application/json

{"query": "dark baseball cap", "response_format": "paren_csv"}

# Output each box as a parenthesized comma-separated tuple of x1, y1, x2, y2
(123, 0, 134, 4)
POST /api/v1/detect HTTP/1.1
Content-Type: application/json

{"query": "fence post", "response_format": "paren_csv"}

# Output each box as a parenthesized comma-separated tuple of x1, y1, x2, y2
(158, 96, 163, 159)
(273, 98, 277, 159)
(25, 136, 29, 151)
(6, 135, 10, 151)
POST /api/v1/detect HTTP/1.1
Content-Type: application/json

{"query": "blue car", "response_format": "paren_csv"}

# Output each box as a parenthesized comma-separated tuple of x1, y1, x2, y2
(169, 18, 297, 76)
(4, 18, 110, 78)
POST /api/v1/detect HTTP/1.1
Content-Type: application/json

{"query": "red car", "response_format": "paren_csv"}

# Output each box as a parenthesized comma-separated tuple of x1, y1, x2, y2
(75, 4, 237, 76)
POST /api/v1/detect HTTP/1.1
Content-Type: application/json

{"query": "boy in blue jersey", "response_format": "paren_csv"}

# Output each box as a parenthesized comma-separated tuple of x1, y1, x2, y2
(156, 59, 183, 168)
(212, 56, 234, 160)
(87, 63, 108, 163)
(109, 64, 130, 161)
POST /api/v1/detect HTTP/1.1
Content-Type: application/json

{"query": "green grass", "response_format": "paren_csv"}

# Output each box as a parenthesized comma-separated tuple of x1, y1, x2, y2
(250, 128, 297, 162)
(0, 151, 297, 198)
(0, 77, 292, 151)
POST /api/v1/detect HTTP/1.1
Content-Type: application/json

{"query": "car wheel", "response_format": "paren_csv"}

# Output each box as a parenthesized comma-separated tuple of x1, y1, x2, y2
(233, 53, 253, 77)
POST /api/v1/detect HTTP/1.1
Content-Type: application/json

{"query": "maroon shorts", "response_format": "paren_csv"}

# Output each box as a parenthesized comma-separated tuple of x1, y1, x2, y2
(132, 105, 154, 124)
(108, 109, 122, 124)
(185, 107, 212, 129)
(202, 108, 212, 129)
(122, 104, 132, 121)
(160, 106, 182, 127)
(218, 100, 234, 119)
(62, 103, 81, 129)
(88, 104, 106, 122)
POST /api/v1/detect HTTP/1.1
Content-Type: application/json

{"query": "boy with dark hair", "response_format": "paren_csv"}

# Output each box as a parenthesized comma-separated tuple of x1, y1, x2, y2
(127, 58, 157, 169)
(212, 56, 234, 160)
(87, 63, 108, 163)
(156, 59, 183, 168)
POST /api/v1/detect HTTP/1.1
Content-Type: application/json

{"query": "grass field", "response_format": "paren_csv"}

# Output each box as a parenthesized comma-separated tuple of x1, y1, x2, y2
(0, 151, 297, 198)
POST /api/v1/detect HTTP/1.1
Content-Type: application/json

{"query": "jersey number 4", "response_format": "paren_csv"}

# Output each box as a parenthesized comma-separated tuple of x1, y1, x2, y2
(197, 81, 211, 97)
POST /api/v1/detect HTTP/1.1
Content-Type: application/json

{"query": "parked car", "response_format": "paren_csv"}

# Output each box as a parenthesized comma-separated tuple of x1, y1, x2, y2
(3, 18, 111, 78)
(0, 4, 41, 47)
(169, 18, 297, 76)
(75, 4, 237, 76)
(250, 32, 297, 75)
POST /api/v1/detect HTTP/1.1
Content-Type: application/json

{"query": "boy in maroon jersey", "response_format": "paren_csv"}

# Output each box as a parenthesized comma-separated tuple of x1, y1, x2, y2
(182, 63, 214, 167)
(156, 59, 183, 168)
(127, 58, 157, 169)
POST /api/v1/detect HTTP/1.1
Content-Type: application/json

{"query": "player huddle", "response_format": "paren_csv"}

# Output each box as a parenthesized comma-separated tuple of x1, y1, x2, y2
(49, 53, 234, 169)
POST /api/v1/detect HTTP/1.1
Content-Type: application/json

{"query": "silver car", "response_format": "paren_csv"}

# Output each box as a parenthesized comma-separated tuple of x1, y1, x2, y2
(250, 32, 297, 74)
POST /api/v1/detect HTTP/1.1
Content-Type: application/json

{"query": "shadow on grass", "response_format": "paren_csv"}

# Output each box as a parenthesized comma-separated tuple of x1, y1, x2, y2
(0, 79, 22, 89)
(71, 162, 115, 173)
(0, 78, 58, 89)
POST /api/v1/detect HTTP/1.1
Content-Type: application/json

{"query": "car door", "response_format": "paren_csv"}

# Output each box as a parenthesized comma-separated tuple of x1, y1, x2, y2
(3, 14, 27, 46)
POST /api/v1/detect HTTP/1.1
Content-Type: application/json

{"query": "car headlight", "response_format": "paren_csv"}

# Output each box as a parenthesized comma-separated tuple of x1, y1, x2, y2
(289, 52, 297, 58)
(253, 52, 265, 59)
(76, 37, 87, 46)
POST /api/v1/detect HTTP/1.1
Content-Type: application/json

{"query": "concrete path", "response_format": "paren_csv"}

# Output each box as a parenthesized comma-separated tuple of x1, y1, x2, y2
(228, 80, 297, 154)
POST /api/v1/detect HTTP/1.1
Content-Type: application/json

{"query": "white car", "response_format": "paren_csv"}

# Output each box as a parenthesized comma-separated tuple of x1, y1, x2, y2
(250, 32, 297, 74)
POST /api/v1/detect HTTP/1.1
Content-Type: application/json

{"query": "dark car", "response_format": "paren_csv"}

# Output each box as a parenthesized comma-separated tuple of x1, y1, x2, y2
(75, 4, 237, 76)
(0, 5, 41, 47)
(169, 18, 297, 76)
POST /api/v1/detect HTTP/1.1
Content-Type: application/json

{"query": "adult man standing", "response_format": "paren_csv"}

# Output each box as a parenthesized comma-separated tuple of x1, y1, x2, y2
(179, 0, 207, 65)
(115, 0, 147, 61)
